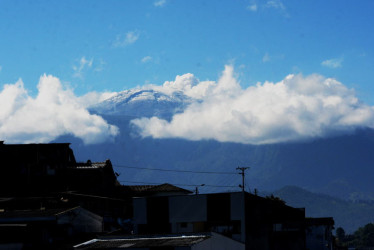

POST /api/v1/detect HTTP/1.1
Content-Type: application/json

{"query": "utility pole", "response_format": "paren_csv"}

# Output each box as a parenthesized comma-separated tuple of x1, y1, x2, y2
(195, 184, 205, 195)
(236, 167, 249, 192)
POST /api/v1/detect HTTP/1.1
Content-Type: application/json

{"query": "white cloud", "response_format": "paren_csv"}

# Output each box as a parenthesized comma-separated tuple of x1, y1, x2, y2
(262, 52, 270, 62)
(264, 0, 289, 17)
(265, 0, 286, 10)
(141, 56, 153, 63)
(73, 56, 93, 78)
(262, 52, 284, 63)
(0, 65, 2, 72)
(77, 91, 117, 108)
(247, 3, 257, 12)
(0, 75, 118, 144)
(131, 65, 374, 144)
(145, 72, 215, 100)
(113, 31, 140, 47)
(154, 0, 166, 7)
(248, 0, 288, 16)
(321, 57, 343, 68)
(94, 59, 106, 72)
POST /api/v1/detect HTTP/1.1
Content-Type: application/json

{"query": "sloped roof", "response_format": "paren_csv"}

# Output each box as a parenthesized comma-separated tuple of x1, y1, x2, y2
(74, 161, 108, 169)
(75, 234, 209, 249)
(121, 183, 193, 196)
(0, 207, 79, 223)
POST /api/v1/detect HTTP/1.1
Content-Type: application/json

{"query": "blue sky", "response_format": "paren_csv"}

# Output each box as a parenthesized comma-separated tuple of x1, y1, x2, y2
(2, 0, 374, 145)
(1, 0, 374, 102)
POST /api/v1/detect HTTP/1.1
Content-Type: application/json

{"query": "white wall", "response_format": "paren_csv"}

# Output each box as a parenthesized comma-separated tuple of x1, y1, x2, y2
(230, 193, 246, 242)
(192, 232, 245, 250)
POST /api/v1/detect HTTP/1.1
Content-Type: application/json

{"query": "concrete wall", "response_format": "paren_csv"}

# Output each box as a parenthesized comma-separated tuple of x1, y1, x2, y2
(134, 193, 248, 241)
(192, 232, 245, 250)
(169, 195, 207, 234)
(230, 192, 246, 242)
(169, 195, 207, 222)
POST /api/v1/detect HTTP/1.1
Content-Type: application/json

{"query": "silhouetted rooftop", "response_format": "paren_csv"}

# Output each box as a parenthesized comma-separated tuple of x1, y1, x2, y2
(75, 234, 209, 249)
(0, 207, 79, 223)
(121, 183, 193, 196)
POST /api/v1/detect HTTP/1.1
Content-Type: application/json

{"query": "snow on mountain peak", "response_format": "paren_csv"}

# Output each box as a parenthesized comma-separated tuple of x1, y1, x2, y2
(90, 88, 193, 118)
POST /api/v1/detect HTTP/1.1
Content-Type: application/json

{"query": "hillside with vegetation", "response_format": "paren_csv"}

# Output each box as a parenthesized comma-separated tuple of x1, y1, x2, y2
(273, 186, 374, 233)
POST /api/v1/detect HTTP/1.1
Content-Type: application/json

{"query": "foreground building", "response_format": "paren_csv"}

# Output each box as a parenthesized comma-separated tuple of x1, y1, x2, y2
(0, 141, 335, 249)
(132, 192, 306, 250)
(0, 142, 123, 248)
(74, 232, 245, 250)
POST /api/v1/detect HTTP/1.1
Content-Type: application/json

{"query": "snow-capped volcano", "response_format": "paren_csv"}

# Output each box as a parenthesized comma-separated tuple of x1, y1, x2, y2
(90, 89, 193, 118)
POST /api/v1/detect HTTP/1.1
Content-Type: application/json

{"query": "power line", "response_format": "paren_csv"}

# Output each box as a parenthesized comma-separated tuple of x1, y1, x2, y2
(119, 180, 237, 188)
(113, 164, 237, 175)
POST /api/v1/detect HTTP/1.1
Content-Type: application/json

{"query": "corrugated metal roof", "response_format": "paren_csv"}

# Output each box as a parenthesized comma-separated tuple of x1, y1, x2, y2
(75, 234, 210, 249)
(121, 183, 193, 194)
(74, 162, 107, 169)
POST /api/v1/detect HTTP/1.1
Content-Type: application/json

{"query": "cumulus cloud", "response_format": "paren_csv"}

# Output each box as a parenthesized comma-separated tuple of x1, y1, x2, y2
(145, 73, 215, 100)
(321, 57, 343, 68)
(113, 31, 140, 47)
(0, 75, 118, 144)
(131, 65, 374, 144)
(77, 91, 117, 108)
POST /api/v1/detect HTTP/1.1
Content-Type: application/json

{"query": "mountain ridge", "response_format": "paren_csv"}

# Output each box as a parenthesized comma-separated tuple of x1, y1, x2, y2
(55, 89, 374, 202)
(272, 185, 374, 233)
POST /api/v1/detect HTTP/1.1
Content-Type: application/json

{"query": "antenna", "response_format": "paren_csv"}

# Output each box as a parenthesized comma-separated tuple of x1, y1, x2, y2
(236, 167, 249, 192)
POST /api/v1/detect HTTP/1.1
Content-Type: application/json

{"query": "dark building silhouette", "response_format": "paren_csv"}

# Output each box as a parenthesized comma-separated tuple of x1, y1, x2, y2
(0, 141, 336, 250)
(133, 192, 306, 250)
(0, 142, 76, 196)
(0, 142, 124, 248)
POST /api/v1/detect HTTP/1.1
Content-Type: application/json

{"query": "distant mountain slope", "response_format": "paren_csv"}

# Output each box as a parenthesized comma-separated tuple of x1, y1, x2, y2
(273, 186, 374, 233)
(55, 89, 374, 201)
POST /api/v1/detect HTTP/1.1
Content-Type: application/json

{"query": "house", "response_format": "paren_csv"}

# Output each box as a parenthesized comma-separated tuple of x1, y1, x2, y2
(0, 142, 128, 247)
(306, 217, 334, 250)
(0, 142, 119, 197)
(0, 142, 76, 196)
(0, 142, 127, 224)
(74, 232, 245, 250)
(66, 160, 119, 196)
(132, 192, 306, 250)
